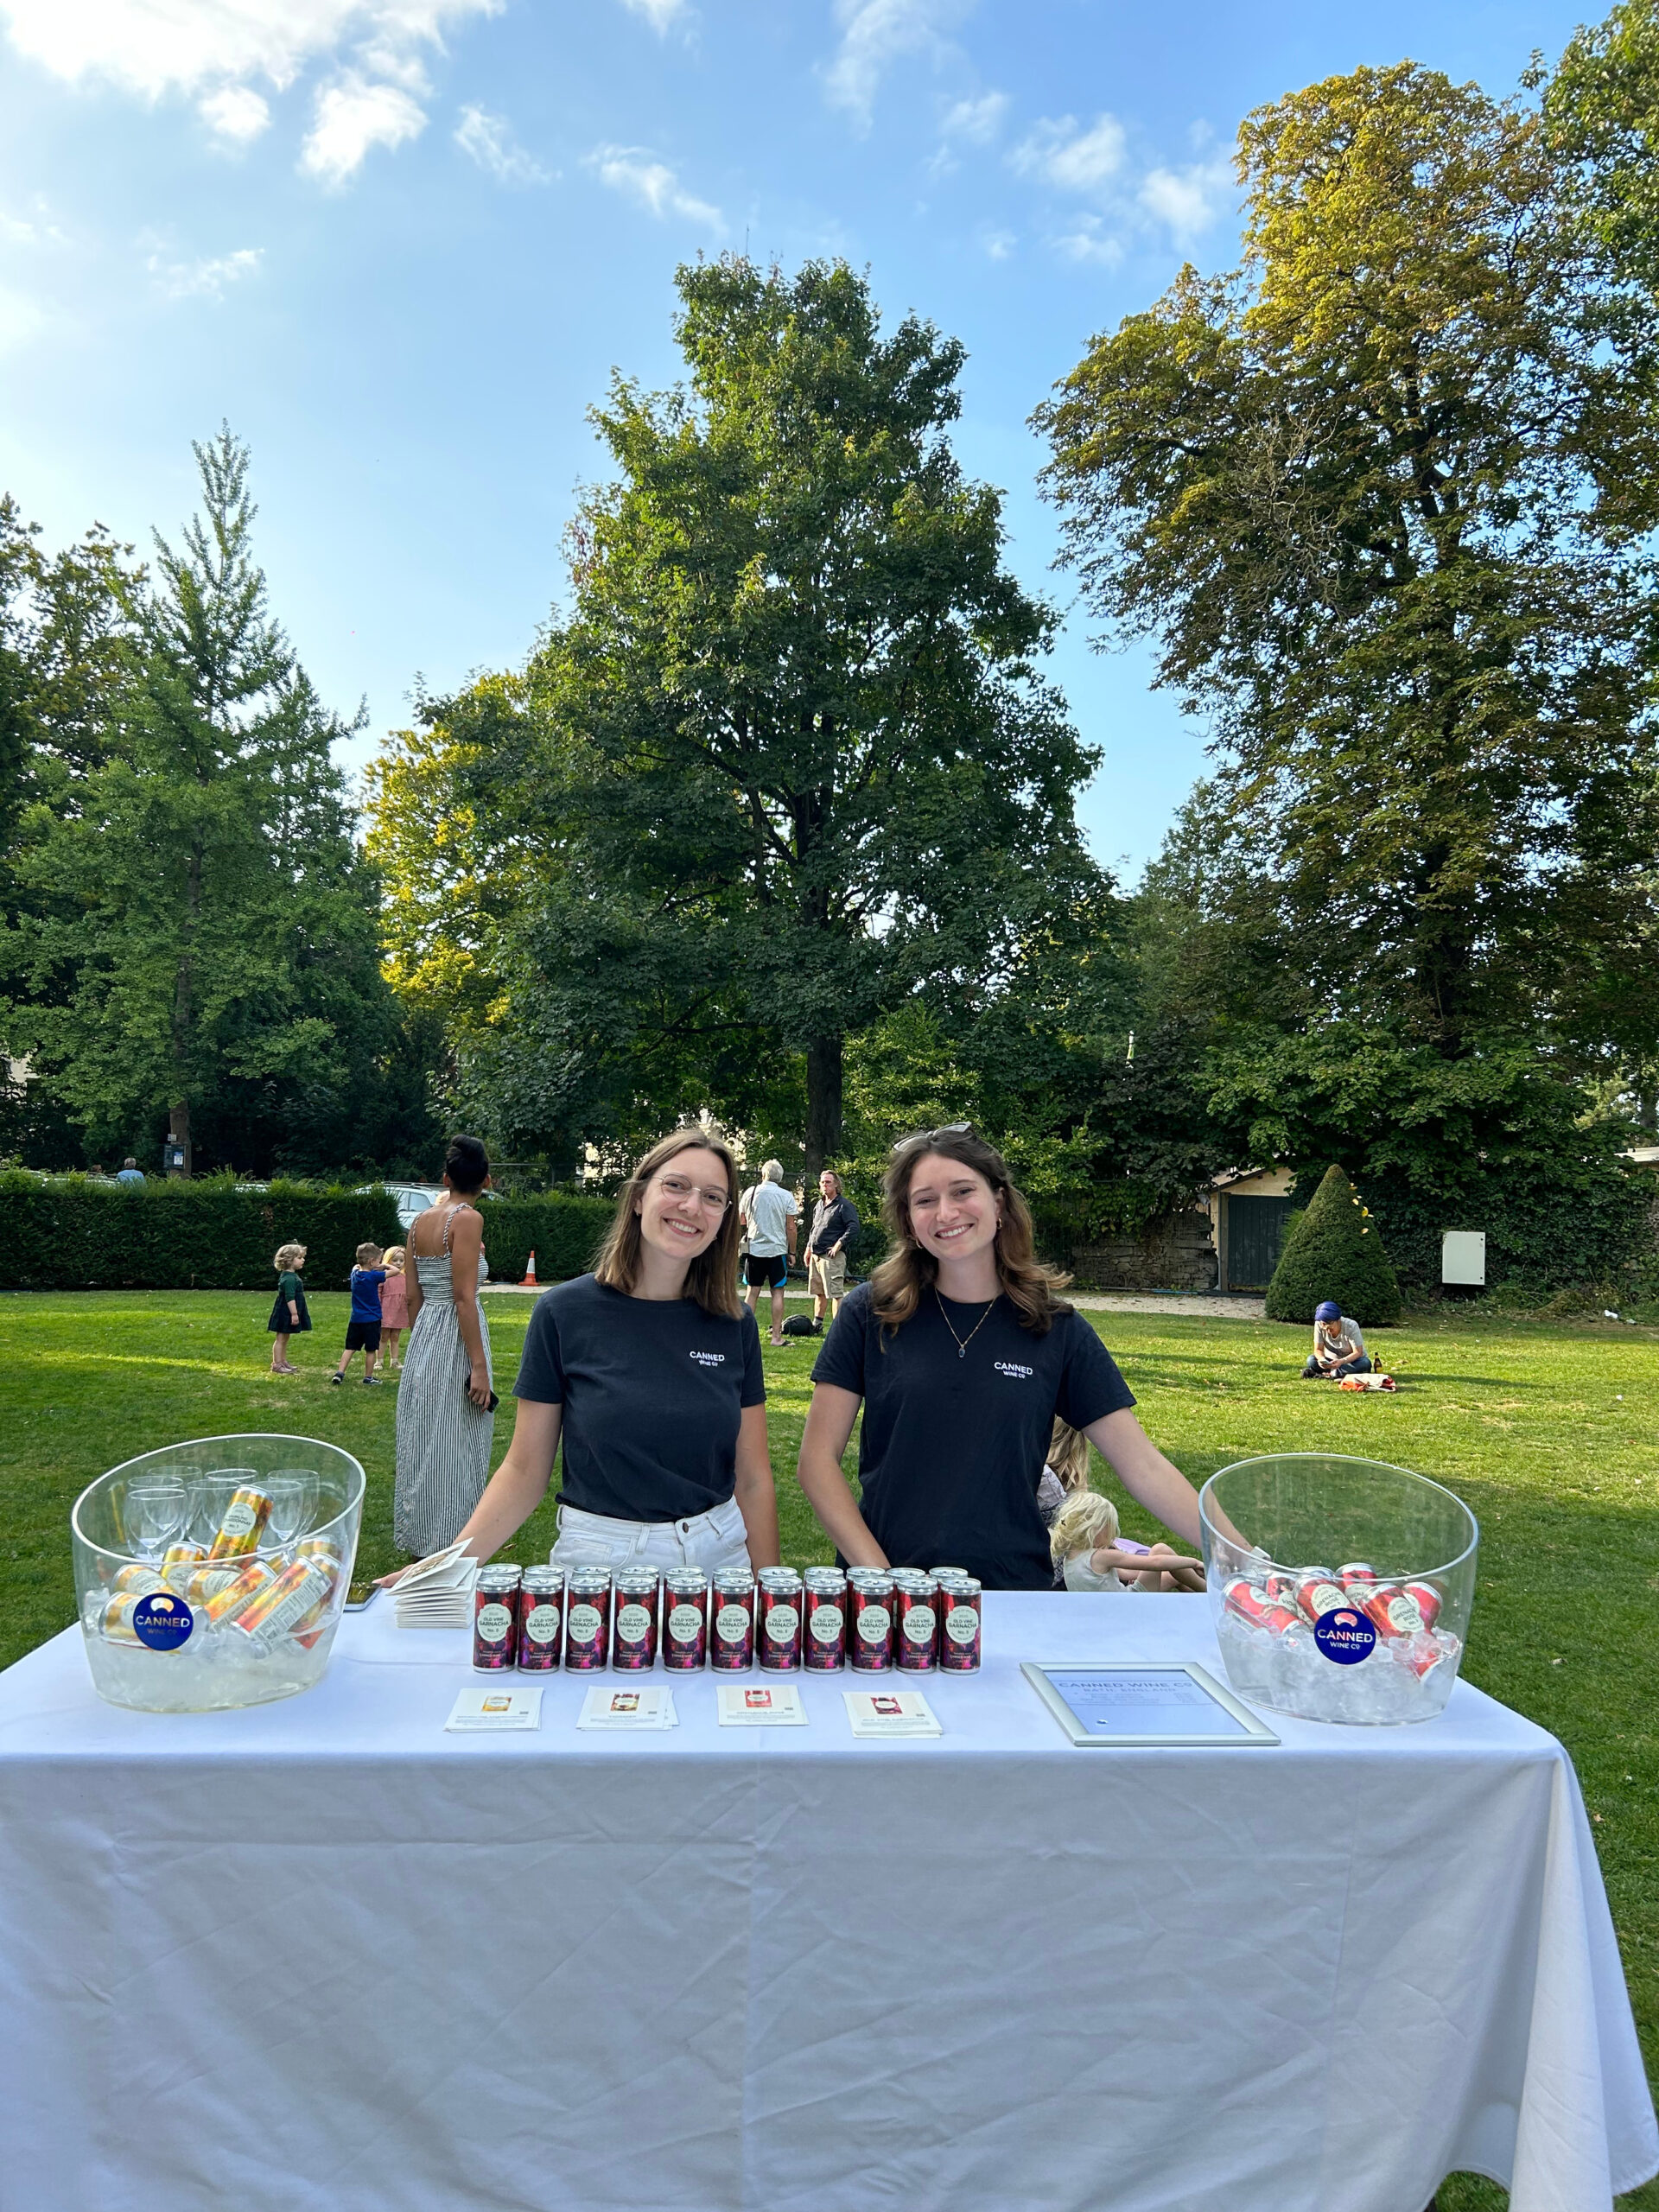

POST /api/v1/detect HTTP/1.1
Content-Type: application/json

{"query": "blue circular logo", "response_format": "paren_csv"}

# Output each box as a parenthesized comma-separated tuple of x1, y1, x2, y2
(1313, 1607, 1376, 1665)
(133, 1592, 194, 1651)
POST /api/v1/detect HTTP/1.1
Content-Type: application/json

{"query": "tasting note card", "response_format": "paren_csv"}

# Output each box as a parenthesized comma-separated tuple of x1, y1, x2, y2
(843, 1689, 942, 1738)
(717, 1682, 808, 1726)
(445, 1685, 543, 1732)
(576, 1684, 679, 1731)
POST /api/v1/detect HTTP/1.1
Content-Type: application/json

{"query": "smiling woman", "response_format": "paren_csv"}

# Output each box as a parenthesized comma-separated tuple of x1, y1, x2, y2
(385, 1128, 780, 1588)
(796, 1127, 1208, 1588)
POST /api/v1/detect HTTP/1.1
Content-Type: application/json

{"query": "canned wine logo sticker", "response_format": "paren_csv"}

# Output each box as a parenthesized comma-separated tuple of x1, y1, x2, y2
(133, 1592, 194, 1650)
(1313, 1608, 1376, 1665)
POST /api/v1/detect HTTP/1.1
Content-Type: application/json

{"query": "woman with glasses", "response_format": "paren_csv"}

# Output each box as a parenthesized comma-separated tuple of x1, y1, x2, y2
(416, 1129, 780, 1580)
(797, 1126, 1205, 1589)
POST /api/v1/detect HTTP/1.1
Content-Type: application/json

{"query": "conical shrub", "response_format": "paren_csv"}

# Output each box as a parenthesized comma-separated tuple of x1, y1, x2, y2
(1265, 1164, 1402, 1325)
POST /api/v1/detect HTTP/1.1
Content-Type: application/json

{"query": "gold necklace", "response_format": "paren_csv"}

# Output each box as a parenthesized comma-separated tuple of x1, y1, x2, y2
(934, 1286, 997, 1360)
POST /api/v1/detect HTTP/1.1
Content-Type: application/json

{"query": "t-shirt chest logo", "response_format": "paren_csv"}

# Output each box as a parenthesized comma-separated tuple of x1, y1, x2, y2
(994, 1360, 1033, 1380)
(689, 1350, 725, 1369)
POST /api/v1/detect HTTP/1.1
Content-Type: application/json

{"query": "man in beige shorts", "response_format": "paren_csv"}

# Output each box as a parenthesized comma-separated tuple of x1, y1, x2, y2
(805, 1167, 860, 1327)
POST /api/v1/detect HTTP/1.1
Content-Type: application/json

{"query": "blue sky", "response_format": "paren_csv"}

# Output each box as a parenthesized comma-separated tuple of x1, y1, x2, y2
(0, 0, 1594, 878)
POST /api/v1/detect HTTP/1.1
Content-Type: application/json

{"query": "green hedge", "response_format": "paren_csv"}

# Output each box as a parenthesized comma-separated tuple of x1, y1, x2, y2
(473, 1194, 613, 1286)
(0, 1175, 402, 1292)
(0, 1176, 618, 1294)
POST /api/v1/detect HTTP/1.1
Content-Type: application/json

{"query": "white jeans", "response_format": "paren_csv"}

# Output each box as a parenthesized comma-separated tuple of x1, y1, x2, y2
(550, 1496, 752, 1579)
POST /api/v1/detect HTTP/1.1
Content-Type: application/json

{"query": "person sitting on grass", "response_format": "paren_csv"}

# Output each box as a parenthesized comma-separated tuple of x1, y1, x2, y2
(267, 1242, 309, 1374)
(1049, 1486, 1205, 1592)
(332, 1243, 387, 1387)
(1303, 1300, 1371, 1380)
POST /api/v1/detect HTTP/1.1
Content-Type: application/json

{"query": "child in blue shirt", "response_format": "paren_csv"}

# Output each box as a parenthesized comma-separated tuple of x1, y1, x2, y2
(332, 1243, 388, 1387)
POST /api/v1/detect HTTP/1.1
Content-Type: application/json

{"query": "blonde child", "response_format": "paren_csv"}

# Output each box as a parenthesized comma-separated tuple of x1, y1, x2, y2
(267, 1243, 310, 1374)
(332, 1242, 387, 1387)
(379, 1246, 409, 1370)
(1049, 1473, 1207, 1592)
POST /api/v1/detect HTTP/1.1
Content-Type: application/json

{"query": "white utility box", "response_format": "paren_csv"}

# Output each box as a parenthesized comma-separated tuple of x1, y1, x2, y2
(1441, 1230, 1486, 1287)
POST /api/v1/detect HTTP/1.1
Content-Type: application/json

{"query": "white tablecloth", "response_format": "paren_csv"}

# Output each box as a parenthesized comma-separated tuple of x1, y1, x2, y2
(0, 1593, 1651, 2212)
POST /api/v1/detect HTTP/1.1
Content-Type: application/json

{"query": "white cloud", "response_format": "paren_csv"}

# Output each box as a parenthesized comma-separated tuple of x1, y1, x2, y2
(145, 244, 264, 299)
(982, 226, 1014, 260)
(824, 0, 960, 129)
(455, 103, 550, 185)
(302, 76, 426, 186)
(618, 0, 687, 27)
(199, 84, 271, 144)
(588, 145, 721, 226)
(1052, 213, 1122, 268)
(1138, 156, 1234, 243)
(0, 0, 499, 99)
(940, 90, 1007, 144)
(1012, 112, 1126, 192)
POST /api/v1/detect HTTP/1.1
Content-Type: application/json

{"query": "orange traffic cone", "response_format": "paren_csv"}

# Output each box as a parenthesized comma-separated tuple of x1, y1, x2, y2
(521, 1249, 537, 1287)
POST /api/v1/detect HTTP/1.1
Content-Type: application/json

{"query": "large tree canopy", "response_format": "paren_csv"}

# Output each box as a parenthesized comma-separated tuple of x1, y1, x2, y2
(1038, 61, 1659, 1067)
(373, 257, 1109, 1174)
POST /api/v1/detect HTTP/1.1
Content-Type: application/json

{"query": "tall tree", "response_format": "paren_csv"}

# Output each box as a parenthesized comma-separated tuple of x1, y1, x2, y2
(4, 429, 403, 1173)
(426, 257, 1105, 1178)
(1037, 61, 1659, 1067)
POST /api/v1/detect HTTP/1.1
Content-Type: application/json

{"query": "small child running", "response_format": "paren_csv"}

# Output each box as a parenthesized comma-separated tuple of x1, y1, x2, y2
(332, 1243, 387, 1387)
(267, 1243, 310, 1373)
(379, 1246, 409, 1370)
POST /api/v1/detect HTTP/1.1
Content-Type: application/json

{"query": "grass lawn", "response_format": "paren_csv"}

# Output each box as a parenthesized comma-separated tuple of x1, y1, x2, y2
(2, 1287, 1655, 2209)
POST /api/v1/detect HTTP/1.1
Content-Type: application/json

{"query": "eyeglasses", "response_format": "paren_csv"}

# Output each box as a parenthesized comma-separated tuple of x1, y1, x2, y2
(654, 1173, 731, 1215)
(891, 1123, 974, 1155)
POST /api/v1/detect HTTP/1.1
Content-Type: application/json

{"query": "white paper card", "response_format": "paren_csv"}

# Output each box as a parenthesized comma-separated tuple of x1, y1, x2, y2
(717, 1682, 807, 1726)
(445, 1685, 543, 1732)
(576, 1684, 678, 1731)
(395, 1541, 478, 1629)
(843, 1689, 942, 1738)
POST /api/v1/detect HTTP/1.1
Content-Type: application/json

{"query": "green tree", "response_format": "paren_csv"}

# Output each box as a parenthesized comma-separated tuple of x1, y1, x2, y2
(4, 429, 409, 1174)
(1265, 1163, 1402, 1325)
(399, 257, 1106, 1177)
(1037, 61, 1659, 1067)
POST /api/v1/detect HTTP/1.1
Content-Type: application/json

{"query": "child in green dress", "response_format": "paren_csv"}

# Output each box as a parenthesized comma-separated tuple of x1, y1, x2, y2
(267, 1243, 310, 1373)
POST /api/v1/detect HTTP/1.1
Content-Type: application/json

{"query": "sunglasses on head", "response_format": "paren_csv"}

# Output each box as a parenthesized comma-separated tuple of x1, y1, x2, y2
(891, 1122, 975, 1155)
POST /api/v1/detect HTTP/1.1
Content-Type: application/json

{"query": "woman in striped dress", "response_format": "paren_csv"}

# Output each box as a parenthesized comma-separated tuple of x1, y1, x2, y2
(393, 1136, 495, 1555)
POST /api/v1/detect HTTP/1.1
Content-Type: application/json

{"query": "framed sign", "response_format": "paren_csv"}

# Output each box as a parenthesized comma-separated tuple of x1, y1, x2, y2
(1021, 1661, 1279, 1748)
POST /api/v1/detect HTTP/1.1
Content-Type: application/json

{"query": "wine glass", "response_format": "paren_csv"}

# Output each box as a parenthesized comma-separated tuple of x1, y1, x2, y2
(266, 1470, 318, 1548)
(188, 1470, 254, 1552)
(125, 1476, 187, 1560)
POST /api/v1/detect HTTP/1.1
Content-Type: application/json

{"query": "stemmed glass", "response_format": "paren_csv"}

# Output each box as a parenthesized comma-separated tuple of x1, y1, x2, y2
(265, 1470, 318, 1548)
(124, 1475, 187, 1560)
(187, 1470, 256, 1553)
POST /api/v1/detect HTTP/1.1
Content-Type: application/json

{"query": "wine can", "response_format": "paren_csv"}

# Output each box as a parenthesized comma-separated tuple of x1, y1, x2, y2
(663, 1570, 709, 1669)
(207, 1486, 274, 1561)
(938, 1577, 982, 1671)
(803, 1570, 847, 1670)
(711, 1568, 754, 1670)
(896, 1574, 939, 1672)
(563, 1570, 612, 1671)
(612, 1569, 660, 1670)
(473, 1565, 521, 1672)
(849, 1573, 894, 1671)
(758, 1571, 803, 1671)
(518, 1567, 564, 1671)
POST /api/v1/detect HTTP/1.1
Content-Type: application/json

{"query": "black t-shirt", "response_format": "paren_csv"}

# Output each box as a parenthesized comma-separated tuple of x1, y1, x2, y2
(513, 1274, 766, 1522)
(810, 1282, 1136, 1589)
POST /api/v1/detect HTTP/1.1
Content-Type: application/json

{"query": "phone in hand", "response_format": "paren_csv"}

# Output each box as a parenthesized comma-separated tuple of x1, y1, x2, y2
(345, 1581, 379, 1611)
(463, 1379, 500, 1413)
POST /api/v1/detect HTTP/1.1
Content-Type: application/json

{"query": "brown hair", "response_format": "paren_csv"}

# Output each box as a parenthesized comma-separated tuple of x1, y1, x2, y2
(593, 1129, 743, 1319)
(869, 1128, 1072, 1336)
(1046, 1417, 1090, 1491)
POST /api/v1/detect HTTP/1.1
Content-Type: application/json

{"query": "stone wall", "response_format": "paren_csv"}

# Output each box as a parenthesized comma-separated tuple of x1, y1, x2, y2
(1068, 1210, 1218, 1293)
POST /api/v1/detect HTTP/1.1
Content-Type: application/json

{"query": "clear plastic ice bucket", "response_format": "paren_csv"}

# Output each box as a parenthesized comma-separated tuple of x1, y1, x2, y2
(1198, 1454, 1478, 1725)
(72, 1434, 365, 1713)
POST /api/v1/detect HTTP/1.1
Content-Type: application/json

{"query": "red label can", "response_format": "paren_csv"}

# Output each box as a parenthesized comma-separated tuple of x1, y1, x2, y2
(563, 1571, 612, 1671)
(473, 1568, 521, 1671)
(612, 1571, 660, 1669)
(849, 1576, 894, 1671)
(663, 1572, 709, 1669)
(1357, 1583, 1425, 1639)
(803, 1579, 847, 1669)
(758, 1575, 803, 1671)
(1294, 1573, 1350, 1623)
(1337, 1561, 1378, 1590)
(938, 1578, 982, 1670)
(517, 1568, 563, 1671)
(1402, 1580, 1443, 1631)
(895, 1577, 939, 1672)
(710, 1571, 754, 1670)
(1224, 1578, 1299, 1635)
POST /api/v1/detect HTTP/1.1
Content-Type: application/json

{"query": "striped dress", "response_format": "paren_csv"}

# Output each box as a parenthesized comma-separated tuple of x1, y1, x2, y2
(392, 1211, 493, 1555)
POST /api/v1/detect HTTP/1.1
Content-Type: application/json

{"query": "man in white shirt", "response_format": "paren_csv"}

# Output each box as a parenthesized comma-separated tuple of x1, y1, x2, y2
(743, 1159, 798, 1347)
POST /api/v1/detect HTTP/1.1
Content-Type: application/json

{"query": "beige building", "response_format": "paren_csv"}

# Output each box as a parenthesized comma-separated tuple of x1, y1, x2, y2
(1209, 1166, 1298, 1293)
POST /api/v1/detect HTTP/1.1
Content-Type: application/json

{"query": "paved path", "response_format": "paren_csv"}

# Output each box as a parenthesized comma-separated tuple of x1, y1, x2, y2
(484, 1282, 1268, 1322)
